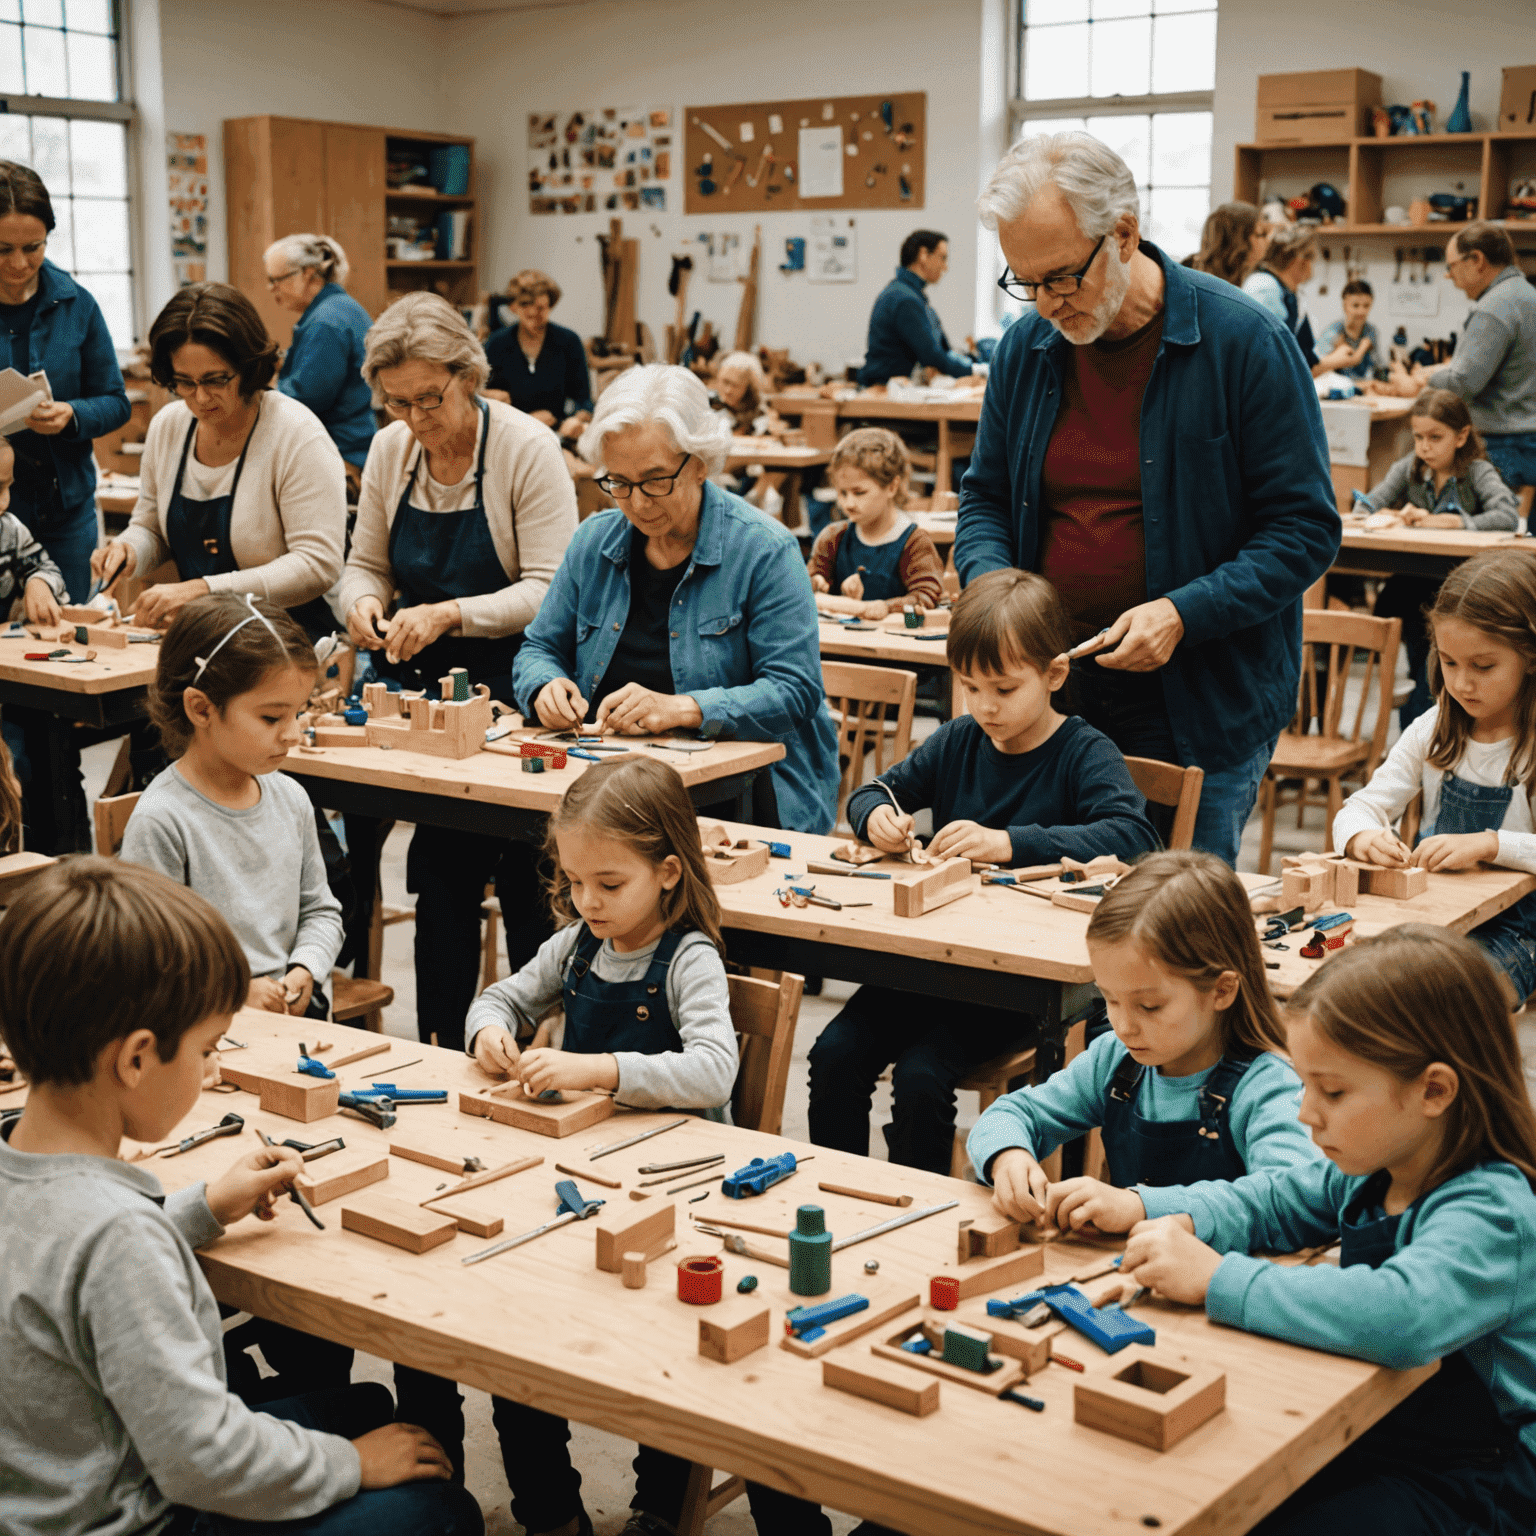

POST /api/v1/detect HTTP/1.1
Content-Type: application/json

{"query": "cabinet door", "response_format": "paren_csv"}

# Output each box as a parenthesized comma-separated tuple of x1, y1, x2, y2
(324, 125, 387, 319)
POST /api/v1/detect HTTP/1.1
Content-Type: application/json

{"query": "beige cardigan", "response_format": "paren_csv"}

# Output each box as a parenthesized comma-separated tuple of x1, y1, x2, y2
(335, 400, 577, 638)
(120, 392, 346, 607)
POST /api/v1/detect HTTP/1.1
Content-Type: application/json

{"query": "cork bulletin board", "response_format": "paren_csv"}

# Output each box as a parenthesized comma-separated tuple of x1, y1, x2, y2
(683, 92, 926, 215)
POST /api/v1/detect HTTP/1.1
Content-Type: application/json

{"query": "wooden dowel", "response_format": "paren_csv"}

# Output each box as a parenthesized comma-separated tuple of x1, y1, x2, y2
(690, 1212, 792, 1239)
(817, 1181, 913, 1208)
(329, 1040, 391, 1070)
(555, 1161, 621, 1190)
(418, 1154, 543, 1206)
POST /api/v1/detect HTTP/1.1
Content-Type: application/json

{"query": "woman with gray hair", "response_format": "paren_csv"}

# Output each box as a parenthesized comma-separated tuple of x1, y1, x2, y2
(1242, 222, 1321, 371)
(264, 233, 376, 476)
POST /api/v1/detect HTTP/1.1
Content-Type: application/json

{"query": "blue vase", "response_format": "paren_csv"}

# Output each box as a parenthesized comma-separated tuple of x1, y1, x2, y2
(1447, 71, 1472, 133)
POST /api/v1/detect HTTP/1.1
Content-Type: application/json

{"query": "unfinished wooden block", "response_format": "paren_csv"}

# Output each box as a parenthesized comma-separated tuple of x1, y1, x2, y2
(421, 1200, 504, 1238)
(59, 604, 109, 625)
(929, 1241, 1045, 1303)
(311, 724, 369, 748)
(622, 1251, 648, 1289)
(458, 1082, 615, 1138)
(698, 1301, 772, 1364)
(294, 1148, 389, 1207)
(892, 858, 973, 919)
(364, 683, 491, 759)
(388, 1128, 513, 1174)
(223, 1067, 339, 1124)
(1357, 862, 1428, 900)
(949, 1300, 1063, 1374)
(958, 1214, 1021, 1263)
(61, 621, 128, 649)
(1281, 858, 1332, 913)
(822, 1354, 939, 1418)
(779, 1284, 921, 1360)
(593, 1200, 677, 1272)
(870, 1320, 1027, 1396)
(340, 1195, 458, 1254)
(1073, 1345, 1226, 1450)
(703, 839, 770, 884)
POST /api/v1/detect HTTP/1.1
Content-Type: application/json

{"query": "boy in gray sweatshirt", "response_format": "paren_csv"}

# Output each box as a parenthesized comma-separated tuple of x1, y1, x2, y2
(0, 857, 480, 1536)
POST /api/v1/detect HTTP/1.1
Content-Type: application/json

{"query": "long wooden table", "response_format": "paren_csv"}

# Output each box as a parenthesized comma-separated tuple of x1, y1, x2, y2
(1332, 525, 1536, 581)
(127, 1008, 1434, 1536)
(818, 612, 955, 713)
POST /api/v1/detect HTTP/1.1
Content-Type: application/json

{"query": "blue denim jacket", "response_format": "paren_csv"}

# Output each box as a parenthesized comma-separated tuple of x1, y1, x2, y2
(513, 480, 840, 833)
(276, 283, 376, 468)
(957, 244, 1341, 767)
(9, 261, 130, 527)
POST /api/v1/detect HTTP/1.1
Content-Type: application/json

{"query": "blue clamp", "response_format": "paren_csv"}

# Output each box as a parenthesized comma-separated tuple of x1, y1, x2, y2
(723, 1151, 800, 1198)
(759, 840, 792, 859)
(360, 1083, 447, 1104)
(296, 1047, 335, 1080)
(554, 1178, 605, 1219)
(900, 1335, 934, 1355)
(989, 1282, 1153, 1354)
(785, 1293, 868, 1338)
(338, 1091, 397, 1129)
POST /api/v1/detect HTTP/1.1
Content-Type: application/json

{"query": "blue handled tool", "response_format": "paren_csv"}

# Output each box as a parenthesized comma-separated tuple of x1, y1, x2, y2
(723, 1151, 801, 1198)
(988, 1282, 1154, 1354)
(568, 747, 604, 762)
(1312, 910, 1354, 932)
(338, 1091, 397, 1129)
(355, 1083, 447, 1104)
(1351, 488, 1374, 512)
(785, 1293, 868, 1342)
(758, 840, 792, 858)
(296, 1045, 334, 1079)
(462, 1178, 605, 1265)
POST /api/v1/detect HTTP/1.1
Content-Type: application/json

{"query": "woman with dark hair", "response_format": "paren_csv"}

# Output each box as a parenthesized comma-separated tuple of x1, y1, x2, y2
(482, 268, 593, 432)
(0, 161, 130, 600)
(91, 283, 346, 638)
(1187, 201, 1270, 287)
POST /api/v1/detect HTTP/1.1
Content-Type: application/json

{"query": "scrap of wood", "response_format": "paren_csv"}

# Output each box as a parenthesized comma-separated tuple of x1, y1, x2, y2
(831, 840, 887, 867)
(341, 1195, 457, 1254)
(294, 1149, 389, 1207)
(928, 1242, 1045, 1303)
(420, 1199, 504, 1238)
(328, 1039, 391, 1070)
(703, 839, 770, 884)
(555, 1161, 622, 1189)
(458, 1083, 614, 1138)
(221, 1064, 339, 1124)
(780, 1286, 921, 1360)
(871, 1320, 1027, 1396)
(822, 1354, 939, 1417)
(593, 1200, 677, 1273)
(819, 1181, 913, 1208)
(417, 1154, 544, 1205)
(698, 1301, 772, 1364)
(958, 1214, 1020, 1262)
(891, 858, 973, 919)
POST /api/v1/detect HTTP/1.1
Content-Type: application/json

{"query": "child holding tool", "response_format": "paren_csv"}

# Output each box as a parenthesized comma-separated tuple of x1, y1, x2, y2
(1335, 550, 1536, 1008)
(123, 592, 344, 1021)
(806, 427, 944, 618)
(1314, 279, 1381, 380)
(0, 858, 479, 1536)
(807, 568, 1158, 1175)
(970, 850, 1320, 1233)
(1118, 927, 1536, 1535)
(0, 436, 67, 625)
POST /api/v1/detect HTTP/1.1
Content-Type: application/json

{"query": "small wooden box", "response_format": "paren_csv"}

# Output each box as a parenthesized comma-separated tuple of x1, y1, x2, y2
(1255, 69, 1381, 142)
(1073, 1345, 1226, 1451)
(458, 1082, 615, 1138)
(1499, 66, 1536, 131)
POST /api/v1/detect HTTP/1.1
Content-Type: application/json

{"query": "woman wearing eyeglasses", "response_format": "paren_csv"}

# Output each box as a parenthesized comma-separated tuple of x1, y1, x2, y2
(92, 283, 346, 640)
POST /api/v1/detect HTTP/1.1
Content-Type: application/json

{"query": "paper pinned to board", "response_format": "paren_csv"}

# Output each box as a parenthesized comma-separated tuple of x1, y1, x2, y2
(0, 369, 51, 437)
(798, 125, 844, 199)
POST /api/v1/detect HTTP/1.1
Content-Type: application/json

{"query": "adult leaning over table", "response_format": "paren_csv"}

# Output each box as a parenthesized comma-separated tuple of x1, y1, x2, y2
(956, 131, 1341, 865)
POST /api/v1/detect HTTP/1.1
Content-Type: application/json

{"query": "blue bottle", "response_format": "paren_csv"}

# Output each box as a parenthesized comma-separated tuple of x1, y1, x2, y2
(1447, 72, 1472, 134)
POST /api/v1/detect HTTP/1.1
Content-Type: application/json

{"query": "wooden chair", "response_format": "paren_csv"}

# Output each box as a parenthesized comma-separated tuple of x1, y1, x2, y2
(93, 792, 139, 857)
(823, 660, 917, 827)
(1123, 757, 1204, 852)
(1256, 610, 1401, 874)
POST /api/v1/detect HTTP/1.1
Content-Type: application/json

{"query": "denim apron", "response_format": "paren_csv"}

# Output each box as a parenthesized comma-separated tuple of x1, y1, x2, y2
(831, 523, 915, 604)
(560, 924, 684, 1057)
(379, 401, 521, 700)
(1100, 1051, 1254, 1188)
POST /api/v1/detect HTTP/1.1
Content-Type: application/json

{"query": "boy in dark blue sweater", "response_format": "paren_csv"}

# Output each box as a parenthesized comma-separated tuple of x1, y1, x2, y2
(807, 569, 1158, 1173)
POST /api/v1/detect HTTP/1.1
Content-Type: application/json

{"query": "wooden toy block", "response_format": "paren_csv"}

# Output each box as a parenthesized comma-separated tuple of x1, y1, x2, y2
(823, 1353, 940, 1417)
(1356, 862, 1428, 900)
(61, 622, 127, 649)
(929, 1241, 1045, 1303)
(340, 1194, 458, 1254)
(958, 1214, 1021, 1262)
(59, 604, 109, 625)
(703, 838, 770, 884)
(1073, 1345, 1226, 1451)
(870, 1320, 1027, 1396)
(311, 724, 368, 747)
(1325, 856, 1360, 905)
(1281, 859, 1331, 913)
(458, 1082, 615, 1137)
(594, 1200, 677, 1272)
(892, 857, 973, 919)
(259, 1074, 340, 1122)
(421, 1200, 504, 1238)
(698, 1301, 772, 1364)
(294, 1148, 389, 1207)
(622, 1251, 648, 1289)
(779, 1284, 921, 1360)
(362, 682, 400, 718)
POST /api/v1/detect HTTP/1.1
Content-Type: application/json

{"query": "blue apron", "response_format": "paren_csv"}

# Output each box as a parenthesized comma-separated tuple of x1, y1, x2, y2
(380, 400, 522, 700)
(1100, 1051, 1254, 1188)
(560, 924, 684, 1057)
(832, 523, 915, 604)
(1262, 266, 1317, 369)
(165, 401, 337, 641)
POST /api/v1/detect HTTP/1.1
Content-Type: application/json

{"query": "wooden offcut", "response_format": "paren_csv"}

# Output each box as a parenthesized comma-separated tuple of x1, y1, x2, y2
(779, 1284, 921, 1360)
(958, 1214, 1021, 1262)
(458, 1082, 615, 1138)
(340, 1195, 458, 1254)
(698, 1302, 772, 1364)
(929, 1241, 1045, 1303)
(594, 1200, 677, 1273)
(870, 1320, 1027, 1396)
(421, 1199, 504, 1238)
(822, 1354, 939, 1418)
(891, 858, 973, 919)
(1074, 1345, 1227, 1451)
(294, 1149, 389, 1207)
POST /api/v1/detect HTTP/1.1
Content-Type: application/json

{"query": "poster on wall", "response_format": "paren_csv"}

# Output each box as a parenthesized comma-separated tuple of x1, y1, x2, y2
(807, 216, 856, 283)
(528, 107, 673, 215)
(167, 132, 208, 287)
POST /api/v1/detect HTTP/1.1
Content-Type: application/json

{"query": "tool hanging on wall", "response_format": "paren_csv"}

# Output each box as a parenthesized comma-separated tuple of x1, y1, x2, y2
(665, 253, 693, 364)
(1318, 246, 1330, 295)
(734, 225, 762, 354)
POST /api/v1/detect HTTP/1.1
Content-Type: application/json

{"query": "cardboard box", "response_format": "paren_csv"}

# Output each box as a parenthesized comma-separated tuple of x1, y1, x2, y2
(1255, 69, 1381, 142)
(1500, 67, 1536, 132)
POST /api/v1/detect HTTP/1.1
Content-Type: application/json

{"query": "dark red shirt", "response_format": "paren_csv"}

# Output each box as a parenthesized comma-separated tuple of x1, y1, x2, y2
(1039, 311, 1164, 636)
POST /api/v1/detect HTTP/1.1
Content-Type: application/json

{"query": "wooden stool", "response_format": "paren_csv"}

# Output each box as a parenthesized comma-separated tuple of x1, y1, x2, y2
(331, 973, 393, 1032)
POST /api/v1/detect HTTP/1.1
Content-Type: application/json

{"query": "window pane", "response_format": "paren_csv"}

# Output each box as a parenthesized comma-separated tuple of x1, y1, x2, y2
(1151, 111, 1211, 187)
(20, 0, 62, 22)
(80, 269, 130, 348)
(1147, 187, 1208, 258)
(64, 0, 114, 30)
(1151, 10, 1215, 93)
(1086, 113, 1149, 186)
(65, 30, 116, 100)
(1025, 22, 1089, 100)
(1090, 16, 1151, 97)
(1153, 0, 1215, 11)
(1026, 0, 1088, 20)
(22, 24, 68, 95)
(1016, 116, 1089, 142)
(0, 23, 24, 91)
(71, 195, 127, 269)
(28, 116, 70, 191)
(0, 0, 20, 21)
(0, 113, 29, 162)
(46, 197, 74, 267)
(69, 118, 125, 196)
(1091, 0, 1148, 18)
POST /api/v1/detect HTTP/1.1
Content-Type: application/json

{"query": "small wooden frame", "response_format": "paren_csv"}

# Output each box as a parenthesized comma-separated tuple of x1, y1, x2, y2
(822, 1354, 939, 1418)
(458, 1082, 615, 1138)
(703, 839, 771, 885)
(958, 1214, 1021, 1262)
(892, 858, 973, 919)
(699, 1300, 772, 1364)
(594, 1200, 677, 1272)
(870, 1320, 1027, 1396)
(1073, 1345, 1226, 1450)
(947, 1301, 1064, 1374)
(340, 1194, 458, 1254)
(294, 1148, 389, 1207)
(779, 1284, 921, 1360)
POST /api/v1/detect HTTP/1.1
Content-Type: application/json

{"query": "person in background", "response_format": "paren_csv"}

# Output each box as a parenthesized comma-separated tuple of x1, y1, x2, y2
(1315, 279, 1381, 380)
(710, 350, 775, 435)
(482, 269, 593, 444)
(263, 234, 376, 496)
(1187, 201, 1270, 287)
(0, 160, 130, 600)
(1243, 223, 1322, 372)
(0, 436, 66, 628)
(858, 229, 976, 385)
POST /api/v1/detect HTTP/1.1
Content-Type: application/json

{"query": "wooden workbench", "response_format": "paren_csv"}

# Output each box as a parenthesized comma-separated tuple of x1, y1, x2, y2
(1322, 395, 1414, 515)
(1332, 525, 1536, 581)
(817, 613, 954, 712)
(126, 1008, 1434, 1536)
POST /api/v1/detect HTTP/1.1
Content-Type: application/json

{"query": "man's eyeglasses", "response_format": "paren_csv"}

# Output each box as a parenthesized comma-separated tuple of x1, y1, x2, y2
(596, 454, 692, 499)
(997, 234, 1107, 301)
(171, 372, 238, 395)
(383, 391, 447, 415)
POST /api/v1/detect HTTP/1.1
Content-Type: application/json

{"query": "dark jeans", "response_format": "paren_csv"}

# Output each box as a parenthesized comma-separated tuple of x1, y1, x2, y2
(224, 1316, 354, 1406)
(171, 1384, 482, 1536)
(1372, 575, 1437, 728)
(19, 501, 98, 605)
(807, 985, 1034, 1173)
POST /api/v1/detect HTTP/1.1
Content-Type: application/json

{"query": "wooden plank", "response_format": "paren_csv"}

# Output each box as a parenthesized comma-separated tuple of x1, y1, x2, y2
(929, 1242, 1046, 1303)
(891, 858, 973, 919)
(459, 1083, 615, 1138)
(340, 1194, 457, 1254)
(294, 1148, 389, 1207)
(823, 1353, 940, 1417)
(594, 1201, 677, 1273)
(421, 1199, 504, 1238)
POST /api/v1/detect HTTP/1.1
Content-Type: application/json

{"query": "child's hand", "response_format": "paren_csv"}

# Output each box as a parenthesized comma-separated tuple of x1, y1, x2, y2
(859, 600, 890, 620)
(928, 821, 1012, 864)
(840, 572, 865, 600)
(1345, 828, 1409, 867)
(1410, 830, 1500, 872)
(865, 804, 915, 853)
(281, 967, 314, 1016)
(810, 574, 830, 594)
(473, 1025, 520, 1078)
(1046, 1177, 1146, 1237)
(518, 1047, 618, 1097)
(206, 1144, 305, 1227)
(1120, 1214, 1220, 1305)
(1400, 509, 1462, 529)
(245, 976, 290, 1014)
(989, 1148, 1049, 1224)
(23, 577, 60, 627)
(353, 1423, 452, 1488)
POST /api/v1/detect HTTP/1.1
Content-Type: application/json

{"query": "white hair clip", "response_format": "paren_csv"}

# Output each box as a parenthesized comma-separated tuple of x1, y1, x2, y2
(192, 593, 284, 684)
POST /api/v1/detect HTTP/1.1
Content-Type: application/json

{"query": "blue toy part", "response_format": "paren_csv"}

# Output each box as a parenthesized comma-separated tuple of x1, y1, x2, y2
(342, 695, 367, 725)
(723, 1151, 799, 1198)
(900, 1335, 934, 1355)
(779, 237, 806, 274)
(987, 1282, 1081, 1321)
(1019, 1283, 1155, 1354)
(360, 1083, 447, 1104)
(1311, 911, 1353, 933)
(759, 840, 792, 858)
(554, 1178, 605, 1219)
(784, 1293, 869, 1337)
(296, 1051, 335, 1080)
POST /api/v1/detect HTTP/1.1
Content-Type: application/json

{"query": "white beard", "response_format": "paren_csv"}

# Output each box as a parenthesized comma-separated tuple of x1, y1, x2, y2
(1045, 241, 1133, 346)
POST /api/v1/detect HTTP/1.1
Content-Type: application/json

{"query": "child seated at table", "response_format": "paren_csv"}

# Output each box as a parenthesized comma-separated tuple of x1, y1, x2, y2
(0, 857, 478, 1536)
(807, 568, 1158, 1175)
(1118, 927, 1536, 1535)
(0, 435, 67, 625)
(1315, 279, 1381, 380)
(969, 850, 1320, 1232)
(806, 427, 944, 619)
(1336, 550, 1536, 1011)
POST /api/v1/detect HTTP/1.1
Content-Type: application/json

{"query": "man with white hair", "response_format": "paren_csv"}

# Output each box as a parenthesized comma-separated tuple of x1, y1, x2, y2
(956, 132, 1340, 864)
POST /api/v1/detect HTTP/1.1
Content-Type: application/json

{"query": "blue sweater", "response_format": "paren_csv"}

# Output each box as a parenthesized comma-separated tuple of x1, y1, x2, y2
(956, 245, 1341, 767)
(1150, 1158, 1536, 1454)
(846, 713, 1157, 867)
(6, 261, 129, 529)
(513, 481, 841, 834)
(858, 268, 974, 386)
(967, 1030, 1321, 1184)
(484, 320, 594, 420)
(276, 283, 376, 468)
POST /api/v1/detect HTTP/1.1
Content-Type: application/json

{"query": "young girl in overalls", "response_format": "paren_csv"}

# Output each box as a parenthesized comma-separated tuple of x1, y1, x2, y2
(1120, 927, 1536, 1535)
(970, 851, 1321, 1235)
(1336, 549, 1536, 1009)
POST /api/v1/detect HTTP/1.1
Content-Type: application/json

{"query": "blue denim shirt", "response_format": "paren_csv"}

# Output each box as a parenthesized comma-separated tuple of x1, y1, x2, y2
(8, 261, 130, 528)
(957, 244, 1341, 767)
(513, 480, 840, 833)
(859, 267, 974, 386)
(276, 283, 376, 468)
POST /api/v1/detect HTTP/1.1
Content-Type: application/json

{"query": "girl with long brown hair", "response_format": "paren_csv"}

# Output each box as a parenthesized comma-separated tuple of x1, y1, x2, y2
(1188, 200, 1269, 286)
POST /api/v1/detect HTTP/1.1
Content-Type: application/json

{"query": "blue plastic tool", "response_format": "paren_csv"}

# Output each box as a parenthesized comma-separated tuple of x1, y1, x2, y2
(900, 1335, 934, 1355)
(554, 1178, 605, 1219)
(568, 747, 604, 762)
(723, 1151, 801, 1198)
(759, 840, 792, 858)
(1001, 1389, 1046, 1411)
(338, 1092, 396, 1129)
(988, 1283, 1153, 1354)
(296, 1047, 335, 1079)
(785, 1293, 868, 1339)
(1312, 910, 1353, 932)
(1351, 488, 1374, 512)
(356, 1083, 447, 1104)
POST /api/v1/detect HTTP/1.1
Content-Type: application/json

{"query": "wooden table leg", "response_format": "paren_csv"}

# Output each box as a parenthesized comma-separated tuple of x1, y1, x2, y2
(935, 419, 951, 499)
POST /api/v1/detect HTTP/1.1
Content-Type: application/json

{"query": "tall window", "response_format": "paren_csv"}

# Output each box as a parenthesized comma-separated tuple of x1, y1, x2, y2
(0, 1, 135, 347)
(1012, 0, 1216, 261)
